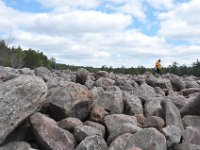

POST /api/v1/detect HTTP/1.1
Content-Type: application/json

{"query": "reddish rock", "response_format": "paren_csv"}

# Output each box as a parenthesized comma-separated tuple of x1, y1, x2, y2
(89, 105, 109, 123)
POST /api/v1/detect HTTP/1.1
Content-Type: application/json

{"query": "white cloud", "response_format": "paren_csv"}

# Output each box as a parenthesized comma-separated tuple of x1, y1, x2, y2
(159, 0, 200, 44)
(146, 0, 174, 9)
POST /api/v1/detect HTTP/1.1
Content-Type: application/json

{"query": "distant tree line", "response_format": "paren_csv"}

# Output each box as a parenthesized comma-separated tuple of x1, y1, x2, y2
(0, 39, 200, 77)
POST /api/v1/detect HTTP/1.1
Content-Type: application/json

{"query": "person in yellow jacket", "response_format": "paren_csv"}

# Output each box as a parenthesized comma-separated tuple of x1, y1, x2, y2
(155, 59, 161, 74)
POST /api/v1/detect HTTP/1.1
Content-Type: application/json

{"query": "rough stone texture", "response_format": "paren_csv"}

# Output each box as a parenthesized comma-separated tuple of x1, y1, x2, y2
(185, 80, 200, 88)
(123, 92, 143, 115)
(0, 66, 19, 81)
(84, 121, 106, 137)
(34, 66, 53, 82)
(137, 83, 156, 101)
(0, 141, 31, 150)
(109, 128, 166, 150)
(143, 116, 165, 130)
(134, 114, 145, 125)
(161, 100, 184, 131)
(166, 96, 187, 109)
(108, 133, 133, 150)
(84, 75, 95, 89)
(93, 86, 124, 114)
(0, 75, 47, 144)
(182, 115, 200, 129)
(47, 81, 93, 121)
(154, 87, 165, 96)
(161, 125, 182, 148)
(74, 125, 102, 143)
(76, 68, 89, 85)
(181, 88, 200, 97)
(18, 67, 35, 75)
(170, 77, 186, 91)
(89, 105, 109, 123)
(115, 77, 135, 93)
(76, 135, 108, 150)
(30, 112, 76, 150)
(95, 77, 115, 89)
(180, 93, 200, 117)
(182, 126, 200, 145)
(144, 97, 164, 118)
(146, 77, 168, 89)
(104, 114, 140, 144)
(174, 142, 200, 150)
(57, 117, 83, 132)
(125, 147, 143, 150)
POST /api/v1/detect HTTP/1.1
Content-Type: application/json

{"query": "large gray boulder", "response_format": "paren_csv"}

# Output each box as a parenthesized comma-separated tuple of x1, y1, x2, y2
(109, 128, 166, 150)
(0, 141, 31, 150)
(104, 114, 140, 144)
(182, 115, 200, 129)
(30, 112, 76, 150)
(76, 135, 108, 150)
(180, 93, 200, 117)
(182, 126, 200, 145)
(161, 100, 184, 131)
(0, 66, 19, 81)
(174, 143, 200, 150)
(92, 86, 124, 114)
(0, 75, 47, 144)
(94, 77, 115, 89)
(123, 92, 143, 115)
(34, 66, 53, 82)
(170, 77, 186, 91)
(47, 82, 93, 121)
(137, 83, 156, 102)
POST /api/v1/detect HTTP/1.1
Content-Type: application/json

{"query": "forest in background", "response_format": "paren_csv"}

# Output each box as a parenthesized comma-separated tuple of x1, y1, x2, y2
(0, 40, 200, 77)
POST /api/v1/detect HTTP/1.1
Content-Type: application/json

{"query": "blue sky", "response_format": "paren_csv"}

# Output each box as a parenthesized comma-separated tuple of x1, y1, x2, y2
(0, 0, 199, 68)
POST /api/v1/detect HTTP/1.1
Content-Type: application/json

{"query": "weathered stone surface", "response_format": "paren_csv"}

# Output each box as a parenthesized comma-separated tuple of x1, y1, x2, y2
(134, 114, 145, 125)
(76, 68, 89, 85)
(57, 117, 83, 132)
(180, 93, 200, 117)
(76, 135, 108, 150)
(161, 100, 184, 131)
(104, 114, 140, 144)
(84, 74, 95, 89)
(89, 105, 108, 123)
(183, 126, 200, 145)
(0, 141, 31, 150)
(182, 88, 200, 97)
(123, 92, 143, 115)
(95, 77, 115, 89)
(146, 77, 168, 89)
(30, 112, 76, 150)
(0, 66, 19, 81)
(93, 86, 124, 114)
(34, 66, 53, 82)
(174, 142, 200, 150)
(182, 115, 200, 129)
(95, 71, 109, 80)
(115, 77, 135, 93)
(74, 125, 102, 143)
(84, 121, 106, 137)
(166, 96, 187, 109)
(47, 82, 93, 121)
(18, 67, 35, 75)
(0, 75, 47, 144)
(161, 125, 182, 148)
(125, 147, 143, 150)
(143, 116, 165, 130)
(154, 87, 165, 96)
(110, 128, 166, 150)
(185, 80, 200, 88)
(138, 83, 156, 101)
(170, 77, 186, 91)
(144, 97, 164, 118)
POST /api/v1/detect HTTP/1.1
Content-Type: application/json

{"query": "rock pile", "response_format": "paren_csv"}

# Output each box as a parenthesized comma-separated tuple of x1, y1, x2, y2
(0, 66, 200, 150)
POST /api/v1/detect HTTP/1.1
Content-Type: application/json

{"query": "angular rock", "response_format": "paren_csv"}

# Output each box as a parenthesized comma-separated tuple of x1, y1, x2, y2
(123, 92, 143, 115)
(0, 66, 19, 81)
(47, 82, 93, 121)
(170, 77, 185, 91)
(84, 74, 95, 89)
(95, 71, 109, 80)
(182, 115, 200, 129)
(0, 75, 47, 144)
(104, 114, 140, 144)
(94, 77, 115, 89)
(89, 105, 109, 123)
(174, 142, 200, 150)
(143, 116, 165, 130)
(161, 100, 184, 131)
(57, 117, 83, 132)
(93, 86, 124, 114)
(30, 112, 76, 150)
(183, 126, 200, 145)
(185, 80, 200, 88)
(146, 77, 167, 89)
(0, 141, 31, 150)
(34, 66, 53, 82)
(137, 83, 156, 102)
(180, 93, 200, 117)
(76, 68, 89, 85)
(18, 67, 35, 75)
(115, 77, 135, 93)
(154, 87, 165, 96)
(161, 125, 182, 148)
(182, 88, 200, 97)
(144, 97, 164, 118)
(76, 135, 108, 150)
(166, 95, 187, 109)
(84, 121, 106, 137)
(74, 125, 102, 143)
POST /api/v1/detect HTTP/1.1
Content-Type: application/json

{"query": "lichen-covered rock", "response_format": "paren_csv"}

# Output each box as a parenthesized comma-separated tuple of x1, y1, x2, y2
(0, 75, 47, 144)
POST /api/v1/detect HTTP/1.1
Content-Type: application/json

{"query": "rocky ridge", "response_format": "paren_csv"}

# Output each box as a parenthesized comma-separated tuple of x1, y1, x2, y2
(0, 66, 200, 150)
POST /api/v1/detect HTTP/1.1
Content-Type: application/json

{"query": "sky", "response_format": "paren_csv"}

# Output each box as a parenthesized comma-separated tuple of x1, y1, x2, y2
(0, 0, 200, 68)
